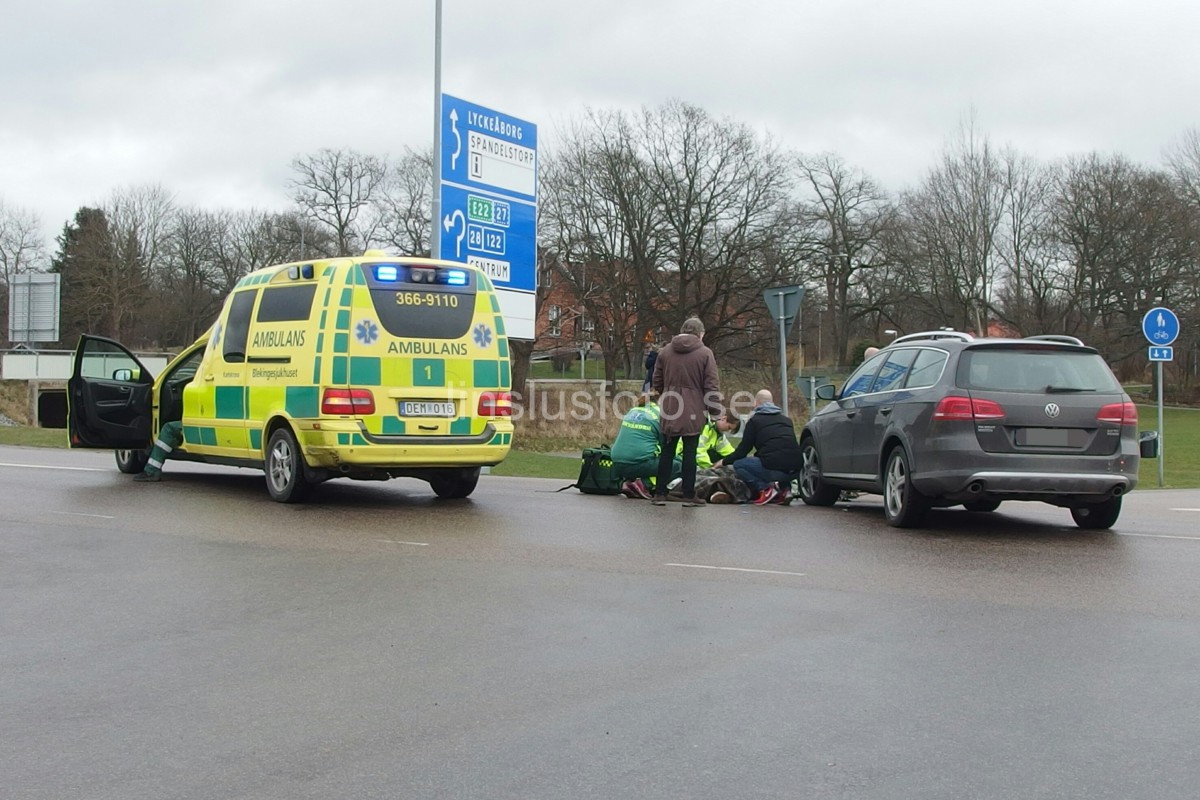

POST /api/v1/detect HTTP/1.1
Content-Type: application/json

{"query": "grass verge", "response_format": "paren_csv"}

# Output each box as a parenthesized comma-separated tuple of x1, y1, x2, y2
(0, 427, 66, 448)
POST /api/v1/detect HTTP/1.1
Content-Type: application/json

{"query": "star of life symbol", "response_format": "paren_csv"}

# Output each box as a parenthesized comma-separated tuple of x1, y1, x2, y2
(355, 319, 379, 345)
(473, 323, 493, 349)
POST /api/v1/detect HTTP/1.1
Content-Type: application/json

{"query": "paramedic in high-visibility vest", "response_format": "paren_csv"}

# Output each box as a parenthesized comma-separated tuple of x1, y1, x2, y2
(678, 408, 740, 470)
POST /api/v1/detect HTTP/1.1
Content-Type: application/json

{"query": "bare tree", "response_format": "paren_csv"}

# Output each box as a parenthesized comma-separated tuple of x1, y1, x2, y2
(1165, 128, 1200, 212)
(901, 116, 1005, 336)
(0, 200, 49, 346)
(794, 153, 895, 364)
(377, 147, 433, 256)
(991, 150, 1062, 336)
(290, 148, 388, 257)
(634, 100, 797, 358)
(103, 185, 177, 343)
(540, 109, 655, 385)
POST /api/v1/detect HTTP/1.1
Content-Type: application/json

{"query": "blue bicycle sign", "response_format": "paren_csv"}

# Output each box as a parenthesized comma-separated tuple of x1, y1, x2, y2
(1141, 307, 1180, 346)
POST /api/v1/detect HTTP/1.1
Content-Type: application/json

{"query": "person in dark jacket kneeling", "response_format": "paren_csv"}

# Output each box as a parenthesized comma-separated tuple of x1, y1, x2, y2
(719, 389, 801, 505)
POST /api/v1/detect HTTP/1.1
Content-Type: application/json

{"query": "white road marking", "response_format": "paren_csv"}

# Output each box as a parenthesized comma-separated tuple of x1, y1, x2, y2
(1117, 532, 1200, 542)
(667, 563, 806, 577)
(375, 540, 430, 546)
(1169, 508, 1200, 512)
(50, 511, 115, 519)
(0, 462, 106, 472)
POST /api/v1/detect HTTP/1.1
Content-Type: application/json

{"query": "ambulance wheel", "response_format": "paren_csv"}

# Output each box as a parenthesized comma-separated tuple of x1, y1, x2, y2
(430, 467, 480, 499)
(115, 448, 149, 474)
(266, 428, 311, 503)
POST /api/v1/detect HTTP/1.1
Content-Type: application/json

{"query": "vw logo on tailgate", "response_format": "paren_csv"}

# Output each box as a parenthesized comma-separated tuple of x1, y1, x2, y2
(1044, 403, 1061, 418)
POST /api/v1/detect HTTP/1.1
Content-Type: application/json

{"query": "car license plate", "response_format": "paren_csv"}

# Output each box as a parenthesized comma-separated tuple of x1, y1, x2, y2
(1019, 427, 1071, 447)
(399, 401, 456, 417)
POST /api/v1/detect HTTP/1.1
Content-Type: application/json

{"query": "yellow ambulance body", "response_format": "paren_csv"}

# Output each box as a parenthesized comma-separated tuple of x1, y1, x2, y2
(68, 252, 513, 502)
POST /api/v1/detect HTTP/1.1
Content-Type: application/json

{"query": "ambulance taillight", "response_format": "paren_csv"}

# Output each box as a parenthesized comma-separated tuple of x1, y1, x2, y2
(478, 391, 512, 417)
(321, 388, 376, 415)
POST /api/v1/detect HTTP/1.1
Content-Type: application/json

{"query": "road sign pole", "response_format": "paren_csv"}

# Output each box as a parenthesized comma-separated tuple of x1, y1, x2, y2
(1158, 361, 1164, 488)
(777, 293, 789, 414)
(431, 0, 443, 259)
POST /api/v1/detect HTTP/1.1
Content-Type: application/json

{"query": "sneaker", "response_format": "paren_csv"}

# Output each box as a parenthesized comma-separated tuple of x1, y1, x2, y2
(752, 486, 778, 505)
(681, 497, 705, 507)
(133, 471, 161, 483)
(629, 478, 653, 500)
(772, 487, 792, 505)
(620, 481, 641, 499)
(651, 495, 668, 506)
(708, 491, 733, 504)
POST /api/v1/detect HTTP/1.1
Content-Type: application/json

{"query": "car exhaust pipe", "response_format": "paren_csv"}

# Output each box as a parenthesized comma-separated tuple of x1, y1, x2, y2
(1111, 484, 1124, 497)
(966, 481, 984, 495)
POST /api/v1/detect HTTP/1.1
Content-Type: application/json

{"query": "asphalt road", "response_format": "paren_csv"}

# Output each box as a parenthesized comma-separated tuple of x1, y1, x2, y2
(3, 445, 1200, 800)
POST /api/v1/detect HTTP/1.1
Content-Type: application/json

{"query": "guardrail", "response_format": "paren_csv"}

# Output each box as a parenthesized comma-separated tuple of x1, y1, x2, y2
(1, 349, 173, 380)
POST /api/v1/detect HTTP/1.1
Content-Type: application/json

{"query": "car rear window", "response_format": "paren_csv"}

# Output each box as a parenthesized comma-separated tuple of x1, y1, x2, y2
(958, 348, 1121, 393)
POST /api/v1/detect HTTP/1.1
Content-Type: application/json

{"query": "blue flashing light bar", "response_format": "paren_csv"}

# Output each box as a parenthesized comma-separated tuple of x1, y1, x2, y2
(375, 265, 400, 282)
(442, 269, 468, 286)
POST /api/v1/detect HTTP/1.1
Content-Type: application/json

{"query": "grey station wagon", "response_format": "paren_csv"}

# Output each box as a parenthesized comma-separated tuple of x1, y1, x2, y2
(797, 332, 1150, 529)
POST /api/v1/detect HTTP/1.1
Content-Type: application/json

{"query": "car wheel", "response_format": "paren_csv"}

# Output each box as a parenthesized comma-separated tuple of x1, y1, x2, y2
(798, 437, 840, 506)
(429, 467, 481, 499)
(883, 446, 929, 528)
(963, 499, 1001, 513)
(265, 427, 311, 503)
(1070, 496, 1122, 530)
(115, 449, 149, 474)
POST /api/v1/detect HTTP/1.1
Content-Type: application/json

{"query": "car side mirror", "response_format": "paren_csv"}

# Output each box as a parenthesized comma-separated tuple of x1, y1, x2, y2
(815, 383, 837, 401)
(1138, 430, 1159, 459)
(113, 367, 140, 382)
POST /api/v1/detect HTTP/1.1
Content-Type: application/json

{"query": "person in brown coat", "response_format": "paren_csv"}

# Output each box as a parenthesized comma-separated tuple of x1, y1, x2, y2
(650, 317, 721, 506)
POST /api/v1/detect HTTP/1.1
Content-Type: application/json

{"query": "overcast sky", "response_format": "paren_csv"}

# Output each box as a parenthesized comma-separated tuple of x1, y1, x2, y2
(4, 0, 1198, 245)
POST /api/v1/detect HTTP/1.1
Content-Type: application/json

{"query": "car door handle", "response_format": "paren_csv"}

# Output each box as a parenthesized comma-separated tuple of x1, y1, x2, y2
(880, 406, 893, 415)
(204, 374, 215, 382)
(845, 411, 857, 419)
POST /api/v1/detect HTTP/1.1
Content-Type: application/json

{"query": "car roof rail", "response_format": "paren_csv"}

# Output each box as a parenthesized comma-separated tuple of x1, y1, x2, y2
(1024, 334, 1086, 346)
(890, 330, 975, 345)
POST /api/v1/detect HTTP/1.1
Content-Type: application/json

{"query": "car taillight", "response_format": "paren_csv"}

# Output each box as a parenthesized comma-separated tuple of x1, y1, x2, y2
(478, 391, 512, 417)
(932, 396, 1005, 421)
(321, 388, 375, 415)
(1097, 402, 1137, 425)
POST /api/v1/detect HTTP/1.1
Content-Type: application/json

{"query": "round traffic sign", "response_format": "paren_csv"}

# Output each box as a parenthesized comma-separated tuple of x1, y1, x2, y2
(1142, 306, 1180, 346)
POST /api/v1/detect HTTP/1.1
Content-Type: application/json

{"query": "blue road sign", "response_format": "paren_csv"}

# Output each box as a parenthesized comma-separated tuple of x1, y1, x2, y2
(439, 183, 536, 291)
(439, 95, 537, 298)
(1149, 346, 1174, 362)
(1142, 306, 1180, 346)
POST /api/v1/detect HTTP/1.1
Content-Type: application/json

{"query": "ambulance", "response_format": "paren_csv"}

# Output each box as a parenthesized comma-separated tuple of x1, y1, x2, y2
(67, 253, 514, 501)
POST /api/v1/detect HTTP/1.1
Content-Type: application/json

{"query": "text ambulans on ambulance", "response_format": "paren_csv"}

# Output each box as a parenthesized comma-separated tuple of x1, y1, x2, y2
(67, 253, 514, 502)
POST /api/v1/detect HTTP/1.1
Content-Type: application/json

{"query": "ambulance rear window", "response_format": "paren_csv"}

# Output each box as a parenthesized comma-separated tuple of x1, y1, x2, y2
(257, 284, 317, 322)
(363, 266, 477, 339)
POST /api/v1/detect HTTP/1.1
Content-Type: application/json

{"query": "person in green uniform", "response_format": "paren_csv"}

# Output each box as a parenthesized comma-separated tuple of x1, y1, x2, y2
(611, 396, 681, 500)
